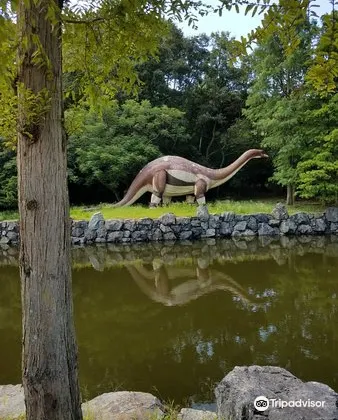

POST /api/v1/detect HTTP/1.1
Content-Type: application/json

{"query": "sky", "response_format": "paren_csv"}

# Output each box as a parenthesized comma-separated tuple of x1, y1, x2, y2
(177, 0, 333, 39)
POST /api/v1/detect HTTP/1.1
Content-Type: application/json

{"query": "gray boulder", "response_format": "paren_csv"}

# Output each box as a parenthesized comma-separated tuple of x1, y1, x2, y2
(197, 205, 210, 221)
(105, 219, 124, 231)
(82, 391, 164, 420)
(297, 224, 313, 235)
(311, 217, 326, 233)
(271, 203, 288, 220)
(280, 220, 297, 235)
(247, 217, 258, 232)
(330, 223, 338, 234)
(325, 207, 338, 223)
(234, 221, 247, 232)
(254, 213, 272, 223)
(258, 223, 277, 236)
(158, 213, 176, 225)
(178, 407, 217, 420)
(88, 212, 105, 230)
(289, 212, 310, 226)
(215, 365, 338, 420)
(220, 222, 232, 236)
(0, 384, 25, 419)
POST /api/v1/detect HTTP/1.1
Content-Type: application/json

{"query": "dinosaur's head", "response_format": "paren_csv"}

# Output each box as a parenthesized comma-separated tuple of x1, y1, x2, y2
(248, 149, 269, 159)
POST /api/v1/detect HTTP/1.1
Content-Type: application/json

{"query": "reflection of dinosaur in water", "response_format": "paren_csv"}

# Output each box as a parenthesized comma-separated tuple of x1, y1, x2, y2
(125, 258, 254, 307)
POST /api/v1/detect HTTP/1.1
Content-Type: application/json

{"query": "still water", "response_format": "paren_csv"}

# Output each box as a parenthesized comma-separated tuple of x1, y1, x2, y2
(0, 236, 338, 408)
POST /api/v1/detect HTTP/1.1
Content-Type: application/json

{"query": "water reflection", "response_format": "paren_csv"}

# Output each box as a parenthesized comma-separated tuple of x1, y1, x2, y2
(0, 236, 337, 407)
(125, 258, 253, 307)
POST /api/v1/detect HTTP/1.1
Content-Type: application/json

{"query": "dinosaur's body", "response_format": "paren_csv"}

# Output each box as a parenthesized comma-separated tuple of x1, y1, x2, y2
(113, 149, 268, 207)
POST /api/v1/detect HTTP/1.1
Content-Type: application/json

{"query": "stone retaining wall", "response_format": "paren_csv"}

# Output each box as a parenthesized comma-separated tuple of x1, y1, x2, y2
(1, 204, 337, 246)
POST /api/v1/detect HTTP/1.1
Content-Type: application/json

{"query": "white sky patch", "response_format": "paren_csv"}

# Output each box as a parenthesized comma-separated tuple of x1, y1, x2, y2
(177, 0, 333, 39)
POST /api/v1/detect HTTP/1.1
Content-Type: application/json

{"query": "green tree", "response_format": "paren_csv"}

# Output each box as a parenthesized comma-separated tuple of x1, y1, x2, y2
(244, 12, 316, 204)
(296, 11, 338, 204)
(0, 141, 17, 208)
(185, 32, 248, 170)
(67, 100, 192, 202)
(0, 1, 214, 419)
(137, 24, 210, 108)
(296, 95, 338, 204)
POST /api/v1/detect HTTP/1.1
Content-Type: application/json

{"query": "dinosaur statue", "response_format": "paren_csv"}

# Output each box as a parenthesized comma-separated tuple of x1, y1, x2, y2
(113, 149, 268, 207)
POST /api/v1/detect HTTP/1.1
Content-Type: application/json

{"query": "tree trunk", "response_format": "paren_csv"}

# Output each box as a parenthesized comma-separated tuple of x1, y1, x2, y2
(286, 183, 295, 205)
(17, 1, 82, 419)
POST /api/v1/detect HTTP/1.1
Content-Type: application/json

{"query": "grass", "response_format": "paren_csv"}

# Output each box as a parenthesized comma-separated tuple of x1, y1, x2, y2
(0, 198, 326, 222)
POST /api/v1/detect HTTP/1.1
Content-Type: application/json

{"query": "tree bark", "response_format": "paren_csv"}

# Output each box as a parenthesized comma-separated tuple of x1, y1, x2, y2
(17, 1, 82, 419)
(286, 183, 295, 205)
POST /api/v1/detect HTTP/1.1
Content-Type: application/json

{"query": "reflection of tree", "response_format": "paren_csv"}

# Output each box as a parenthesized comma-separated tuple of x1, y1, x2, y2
(126, 257, 254, 307)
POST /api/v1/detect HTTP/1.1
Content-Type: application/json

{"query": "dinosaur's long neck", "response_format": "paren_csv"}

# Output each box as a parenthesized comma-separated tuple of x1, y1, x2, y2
(212, 151, 254, 185)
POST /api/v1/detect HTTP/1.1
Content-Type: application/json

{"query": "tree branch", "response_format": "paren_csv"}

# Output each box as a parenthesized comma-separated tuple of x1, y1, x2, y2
(62, 16, 105, 24)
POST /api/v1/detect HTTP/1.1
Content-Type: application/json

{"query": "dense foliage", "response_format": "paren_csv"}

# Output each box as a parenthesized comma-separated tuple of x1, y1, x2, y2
(0, 1, 337, 208)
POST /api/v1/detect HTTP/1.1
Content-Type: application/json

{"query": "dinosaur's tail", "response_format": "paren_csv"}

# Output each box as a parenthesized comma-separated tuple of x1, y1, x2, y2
(112, 171, 151, 207)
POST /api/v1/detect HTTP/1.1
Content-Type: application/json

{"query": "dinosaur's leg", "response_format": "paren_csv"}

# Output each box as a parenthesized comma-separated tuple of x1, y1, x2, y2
(194, 179, 207, 205)
(150, 170, 167, 207)
(186, 195, 195, 204)
(162, 196, 172, 206)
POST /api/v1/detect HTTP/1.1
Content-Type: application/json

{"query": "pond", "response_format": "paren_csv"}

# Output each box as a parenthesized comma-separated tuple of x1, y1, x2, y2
(0, 235, 338, 409)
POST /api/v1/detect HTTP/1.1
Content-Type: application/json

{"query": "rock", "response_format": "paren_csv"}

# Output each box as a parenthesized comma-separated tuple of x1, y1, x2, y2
(208, 215, 219, 229)
(179, 231, 193, 240)
(6, 222, 17, 231)
(106, 219, 124, 231)
(268, 219, 280, 228)
(0, 384, 25, 419)
(88, 212, 105, 230)
(163, 231, 176, 241)
(107, 231, 124, 243)
(258, 223, 276, 236)
(232, 229, 255, 238)
(0, 236, 10, 244)
(311, 218, 326, 233)
(197, 205, 210, 221)
(178, 407, 217, 420)
(176, 217, 191, 230)
(84, 229, 97, 242)
(158, 213, 176, 225)
(6, 231, 18, 241)
(202, 228, 216, 237)
(331, 222, 338, 234)
(222, 211, 235, 222)
(220, 222, 232, 236)
(234, 221, 247, 232)
(138, 217, 153, 226)
(280, 220, 297, 235)
(96, 227, 107, 239)
(124, 220, 137, 232)
(297, 224, 313, 235)
(215, 365, 338, 420)
(271, 203, 288, 220)
(325, 207, 338, 223)
(191, 218, 201, 227)
(72, 227, 84, 237)
(247, 217, 258, 232)
(82, 391, 164, 420)
(151, 228, 163, 241)
(289, 212, 310, 226)
(255, 213, 272, 223)
(131, 231, 148, 242)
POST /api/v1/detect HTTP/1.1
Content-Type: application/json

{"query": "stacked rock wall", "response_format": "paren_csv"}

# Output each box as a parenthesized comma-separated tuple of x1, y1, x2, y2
(0, 204, 337, 246)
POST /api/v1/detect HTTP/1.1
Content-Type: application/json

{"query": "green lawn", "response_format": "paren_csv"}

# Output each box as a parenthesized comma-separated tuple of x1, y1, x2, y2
(0, 199, 326, 222)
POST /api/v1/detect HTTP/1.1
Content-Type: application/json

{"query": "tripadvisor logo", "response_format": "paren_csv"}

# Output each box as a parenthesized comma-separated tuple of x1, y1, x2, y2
(254, 396, 326, 411)
(254, 396, 269, 411)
